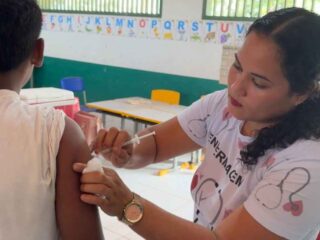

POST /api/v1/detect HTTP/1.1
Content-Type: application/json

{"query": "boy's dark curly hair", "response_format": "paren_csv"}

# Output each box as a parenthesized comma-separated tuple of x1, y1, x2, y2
(0, 0, 42, 72)
(240, 8, 320, 166)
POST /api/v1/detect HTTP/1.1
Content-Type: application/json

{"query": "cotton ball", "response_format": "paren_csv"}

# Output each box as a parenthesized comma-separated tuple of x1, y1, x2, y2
(83, 157, 103, 173)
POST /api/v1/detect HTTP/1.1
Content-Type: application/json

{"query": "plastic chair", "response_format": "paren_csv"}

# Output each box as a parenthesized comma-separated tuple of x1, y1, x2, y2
(151, 89, 180, 105)
(60, 77, 93, 112)
(150, 89, 181, 176)
(143, 89, 180, 130)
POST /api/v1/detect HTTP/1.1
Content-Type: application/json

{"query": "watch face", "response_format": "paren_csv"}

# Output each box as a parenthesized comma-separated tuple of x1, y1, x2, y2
(125, 203, 143, 223)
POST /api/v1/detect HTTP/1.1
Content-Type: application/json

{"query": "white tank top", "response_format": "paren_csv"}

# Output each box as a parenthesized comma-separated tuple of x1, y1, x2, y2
(0, 90, 65, 240)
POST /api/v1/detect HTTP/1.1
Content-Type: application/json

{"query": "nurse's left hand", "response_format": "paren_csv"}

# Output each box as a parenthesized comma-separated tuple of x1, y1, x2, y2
(73, 163, 133, 219)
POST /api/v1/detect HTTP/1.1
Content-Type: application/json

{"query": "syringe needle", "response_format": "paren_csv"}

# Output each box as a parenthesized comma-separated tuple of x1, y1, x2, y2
(92, 131, 156, 159)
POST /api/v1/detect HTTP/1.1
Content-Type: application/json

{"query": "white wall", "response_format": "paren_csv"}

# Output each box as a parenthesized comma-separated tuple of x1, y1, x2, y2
(41, 0, 223, 80)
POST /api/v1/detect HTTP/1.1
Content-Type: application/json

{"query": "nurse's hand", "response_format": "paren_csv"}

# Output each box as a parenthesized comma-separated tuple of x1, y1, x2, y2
(91, 127, 133, 168)
(73, 163, 133, 219)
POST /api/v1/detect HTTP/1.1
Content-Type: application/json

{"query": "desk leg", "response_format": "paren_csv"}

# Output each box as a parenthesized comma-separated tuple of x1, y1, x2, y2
(172, 157, 177, 169)
(190, 150, 201, 165)
(120, 118, 125, 129)
(134, 121, 139, 134)
(102, 114, 106, 128)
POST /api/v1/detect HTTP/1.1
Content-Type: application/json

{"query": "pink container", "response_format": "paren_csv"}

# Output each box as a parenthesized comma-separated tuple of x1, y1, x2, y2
(55, 97, 80, 119)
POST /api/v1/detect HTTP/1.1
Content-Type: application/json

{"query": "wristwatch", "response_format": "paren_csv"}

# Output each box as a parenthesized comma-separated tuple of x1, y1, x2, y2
(121, 193, 144, 226)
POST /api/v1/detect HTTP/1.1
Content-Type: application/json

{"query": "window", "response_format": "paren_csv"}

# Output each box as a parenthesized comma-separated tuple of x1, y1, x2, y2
(38, 0, 162, 17)
(203, 0, 320, 20)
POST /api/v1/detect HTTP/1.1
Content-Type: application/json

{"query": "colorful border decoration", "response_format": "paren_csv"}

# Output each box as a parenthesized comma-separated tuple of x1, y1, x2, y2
(42, 13, 252, 47)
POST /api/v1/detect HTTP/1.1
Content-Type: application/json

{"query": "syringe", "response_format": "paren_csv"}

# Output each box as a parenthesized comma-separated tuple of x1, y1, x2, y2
(83, 131, 156, 173)
(91, 131, 156, 161)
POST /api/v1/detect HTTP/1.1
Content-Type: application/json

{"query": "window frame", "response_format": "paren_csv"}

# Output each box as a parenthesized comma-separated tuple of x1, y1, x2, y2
(202, 0, 255, 21)
(39, 0, 163, 18)
(202, 0, 319, 21)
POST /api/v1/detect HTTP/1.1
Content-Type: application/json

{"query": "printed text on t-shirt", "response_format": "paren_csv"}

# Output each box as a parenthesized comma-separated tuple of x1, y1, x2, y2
(209, 133, 244, 187)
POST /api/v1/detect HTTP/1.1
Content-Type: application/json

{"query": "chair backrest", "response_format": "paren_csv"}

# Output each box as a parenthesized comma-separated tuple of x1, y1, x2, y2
(151, 89, 180, 105)
(60, 77, 84, 92)
(60, 77, 87, 104)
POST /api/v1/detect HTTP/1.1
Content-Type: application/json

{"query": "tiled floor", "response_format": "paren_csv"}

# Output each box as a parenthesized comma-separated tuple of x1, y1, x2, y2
(99, 158, 195, 240)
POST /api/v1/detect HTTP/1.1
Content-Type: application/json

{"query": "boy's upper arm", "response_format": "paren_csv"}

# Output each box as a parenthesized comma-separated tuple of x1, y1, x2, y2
(55, 117, 104, 240)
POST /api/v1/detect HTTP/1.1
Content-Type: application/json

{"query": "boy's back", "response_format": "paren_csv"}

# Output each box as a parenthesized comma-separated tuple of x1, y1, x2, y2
(0, 0, 104, 239)
(0, 90, 64, 239)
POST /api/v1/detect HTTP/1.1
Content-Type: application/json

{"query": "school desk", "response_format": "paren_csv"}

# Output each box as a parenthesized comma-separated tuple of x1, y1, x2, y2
(86, 97, 187, 130)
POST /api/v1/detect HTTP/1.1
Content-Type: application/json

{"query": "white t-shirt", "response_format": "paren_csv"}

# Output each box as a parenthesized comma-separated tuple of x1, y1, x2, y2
(178, 89, 320, 240)
(0, 90, 65, 240)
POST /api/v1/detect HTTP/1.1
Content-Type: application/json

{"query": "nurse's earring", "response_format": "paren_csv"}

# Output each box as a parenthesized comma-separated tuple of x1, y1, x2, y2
(294, 93, 309, 106)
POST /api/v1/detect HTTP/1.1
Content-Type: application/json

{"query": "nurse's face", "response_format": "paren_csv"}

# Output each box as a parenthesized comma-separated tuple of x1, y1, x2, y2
(227, 32, 305, 129)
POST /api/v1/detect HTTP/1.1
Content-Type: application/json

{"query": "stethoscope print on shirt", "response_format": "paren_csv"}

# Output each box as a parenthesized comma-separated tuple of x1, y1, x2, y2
(187, 107, 234, 140)
(187, 114, 211, 139)
(192, 177, 223, 230)
(254, 167, 310, 216)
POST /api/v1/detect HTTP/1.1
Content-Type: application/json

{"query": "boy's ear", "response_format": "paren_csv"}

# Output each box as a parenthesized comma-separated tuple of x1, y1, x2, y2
(31, 38, 44, 67)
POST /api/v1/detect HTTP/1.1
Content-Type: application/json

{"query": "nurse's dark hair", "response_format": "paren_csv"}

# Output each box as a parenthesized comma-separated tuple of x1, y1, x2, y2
(240, 7, 320, 166)
(0, 0, 42, 72)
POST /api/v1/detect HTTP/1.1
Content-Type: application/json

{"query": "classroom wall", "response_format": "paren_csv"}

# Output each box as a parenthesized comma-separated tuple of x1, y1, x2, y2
(34, 57, 225, 105)
(35, 0, 228, 105)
